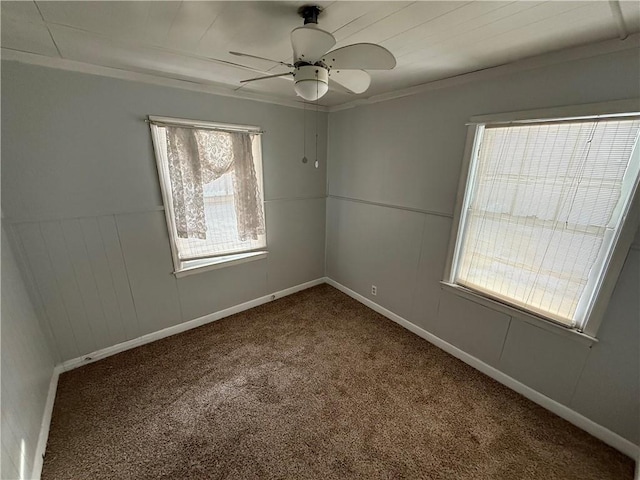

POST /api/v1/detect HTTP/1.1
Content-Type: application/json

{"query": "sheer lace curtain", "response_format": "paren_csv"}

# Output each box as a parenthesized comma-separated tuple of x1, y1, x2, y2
(165, 126, 265, 242)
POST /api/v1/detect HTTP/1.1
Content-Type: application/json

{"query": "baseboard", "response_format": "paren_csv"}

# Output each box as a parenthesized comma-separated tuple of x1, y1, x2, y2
(325, 278, 640, 460)
(31, 278, 326, 479)
(31, 365, 61, 479)
(59, 277, 326, 372)
(34, 276, 637, 479)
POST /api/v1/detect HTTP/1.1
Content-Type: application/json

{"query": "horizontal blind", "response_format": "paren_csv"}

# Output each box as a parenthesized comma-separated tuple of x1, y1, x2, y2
(455, 117, 640, 327)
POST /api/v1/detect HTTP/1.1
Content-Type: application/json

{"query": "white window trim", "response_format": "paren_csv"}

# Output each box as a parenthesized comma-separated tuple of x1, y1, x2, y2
(149, 115, 267, 277)
(443, 99, 640, 341)
(175, 251, 268, 278)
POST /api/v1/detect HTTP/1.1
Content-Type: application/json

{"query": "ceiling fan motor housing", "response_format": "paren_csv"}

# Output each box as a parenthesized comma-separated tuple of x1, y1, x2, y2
(294, 65, 329, 101)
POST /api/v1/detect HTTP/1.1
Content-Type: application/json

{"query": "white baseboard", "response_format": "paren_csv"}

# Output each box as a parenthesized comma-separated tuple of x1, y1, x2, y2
(32, 278, 326, 479)
(31, 365, 61, 479)
(59, 277, 327, 372)
(325, 278, 640, 460)
(33, 276, 637, 480)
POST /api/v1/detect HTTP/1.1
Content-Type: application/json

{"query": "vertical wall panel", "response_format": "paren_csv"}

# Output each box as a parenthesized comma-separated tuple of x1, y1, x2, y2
(4, 224, 58, 354)
(1, 224, 56, 480)
(1, 443, 19, 480)
(60, 218, 112, 350)
(39, 220, 98, 353)
(434, 292, 511, 366)
(0, 413, 22, 480)
(13, 217, 140, 359)
(16, 223, 79, 360)
(115, 211, 183, 335)
(498, 319, 591, 405)
(326, 198, 423, 320)
(265, 198, 326, 293)
(177, 259, 268, 322)
(79, 217, 129, 345)
(410, 214, 453, 328)
(98, 215, 139, 341)
(570, 249, 640, 444)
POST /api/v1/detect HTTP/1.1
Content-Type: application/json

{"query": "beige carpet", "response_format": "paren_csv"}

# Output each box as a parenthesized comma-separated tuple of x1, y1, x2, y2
(42, 284, 633, 479)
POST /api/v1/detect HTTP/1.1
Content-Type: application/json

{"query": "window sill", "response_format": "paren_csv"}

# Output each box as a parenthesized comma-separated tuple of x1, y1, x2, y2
(174, 251, 267, 278)
(439, 282, 598, 347)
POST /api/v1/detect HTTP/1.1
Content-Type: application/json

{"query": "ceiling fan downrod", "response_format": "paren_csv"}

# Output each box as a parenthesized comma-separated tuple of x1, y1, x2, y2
(298, 5, 322, 25)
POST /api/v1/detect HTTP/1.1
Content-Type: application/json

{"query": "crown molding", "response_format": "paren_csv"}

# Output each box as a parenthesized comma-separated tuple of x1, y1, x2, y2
(3, 32, 639, 114)
(328, 33, 640, 113)
(0, 48, 330, 113)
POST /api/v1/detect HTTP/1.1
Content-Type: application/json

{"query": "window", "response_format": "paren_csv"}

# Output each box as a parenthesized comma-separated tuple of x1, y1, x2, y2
(446, 110, 640, 335)
(149, 116, 266, 276)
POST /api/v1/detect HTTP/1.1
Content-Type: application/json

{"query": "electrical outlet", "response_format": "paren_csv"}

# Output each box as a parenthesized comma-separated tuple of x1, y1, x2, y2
(371, 285, 377, 296)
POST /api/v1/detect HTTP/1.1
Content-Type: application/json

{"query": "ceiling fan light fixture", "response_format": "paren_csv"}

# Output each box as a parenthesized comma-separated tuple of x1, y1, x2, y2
(233, 4, 396, 100)
(294, 65, 328, 101)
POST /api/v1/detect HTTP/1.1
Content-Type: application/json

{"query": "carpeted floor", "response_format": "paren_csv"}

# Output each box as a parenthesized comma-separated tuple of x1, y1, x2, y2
(42, 284, 633, 480)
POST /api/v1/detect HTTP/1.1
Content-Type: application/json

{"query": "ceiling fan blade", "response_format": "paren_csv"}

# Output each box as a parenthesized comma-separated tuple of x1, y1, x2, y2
(291, 26, 336, 63)
(323, 43, 396, 70)
(212, 59, 279, 76)
(240, 72, 294, 84)
(229, 51, 293, 68)
(329, 69, 371, 94)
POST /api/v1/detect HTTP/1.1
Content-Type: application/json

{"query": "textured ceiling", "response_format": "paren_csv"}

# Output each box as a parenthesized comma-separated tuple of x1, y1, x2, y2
(2, 1, 639, 107)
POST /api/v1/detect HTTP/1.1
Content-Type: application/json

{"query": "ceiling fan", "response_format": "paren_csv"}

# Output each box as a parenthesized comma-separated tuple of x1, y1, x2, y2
(229, 5, 396, 101)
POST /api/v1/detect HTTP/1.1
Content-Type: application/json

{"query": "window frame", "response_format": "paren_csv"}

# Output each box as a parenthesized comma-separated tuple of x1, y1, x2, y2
(443, 99, 640, 340)
(149, 115, 267, 278)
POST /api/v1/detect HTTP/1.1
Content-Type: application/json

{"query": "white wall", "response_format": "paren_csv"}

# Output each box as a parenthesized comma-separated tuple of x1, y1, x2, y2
(327, 47, 640, 445)
(1, 222, 56, 480)
(1, 61, 327, 363)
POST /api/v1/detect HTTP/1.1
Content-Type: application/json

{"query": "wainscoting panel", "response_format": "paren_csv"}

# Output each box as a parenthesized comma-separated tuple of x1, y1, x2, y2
(96, 215, 140, 341)
(15, 222, 80, 361)
(39, 220, 98, 353)
(176, 258, 268, 322)
(499, 318, 591, 405)
(13, 215, 139, 359)
(78, 217, 130, 344)
(265, 198, 326, 293)
(114, 211, 183, 337)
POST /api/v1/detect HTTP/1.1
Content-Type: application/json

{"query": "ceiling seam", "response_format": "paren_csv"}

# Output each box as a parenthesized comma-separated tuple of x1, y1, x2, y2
(393, 1, 520, 60)
(332, 2, 415, 45)
(164, 0, 184, 43)
(25, 20, 291, 84)
(379, 1, 475, 46)
(33, 0, 63, 59)
(195, 3, 227, 47)
(395, 1, 558, 61)
(608, 0, 629, 40)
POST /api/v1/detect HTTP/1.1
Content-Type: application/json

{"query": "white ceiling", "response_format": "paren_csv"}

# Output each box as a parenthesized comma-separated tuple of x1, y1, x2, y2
(2, 1, 639, 107)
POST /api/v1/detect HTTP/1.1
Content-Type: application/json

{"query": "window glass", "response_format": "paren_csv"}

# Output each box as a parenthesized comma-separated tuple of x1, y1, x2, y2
(452, 117, 640, 328)
(150, 119, 266, 272)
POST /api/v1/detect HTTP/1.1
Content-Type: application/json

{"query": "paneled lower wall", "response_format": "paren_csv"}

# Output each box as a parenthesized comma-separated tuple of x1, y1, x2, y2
(9, 198, 325, 363)
(327, 196, 640, 446)
(1, 223, 56, 480)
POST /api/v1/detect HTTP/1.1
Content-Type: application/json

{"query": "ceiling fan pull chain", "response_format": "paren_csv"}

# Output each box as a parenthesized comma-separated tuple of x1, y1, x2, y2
(302, 100, 308, 164)
(315, 71, 319, 169)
